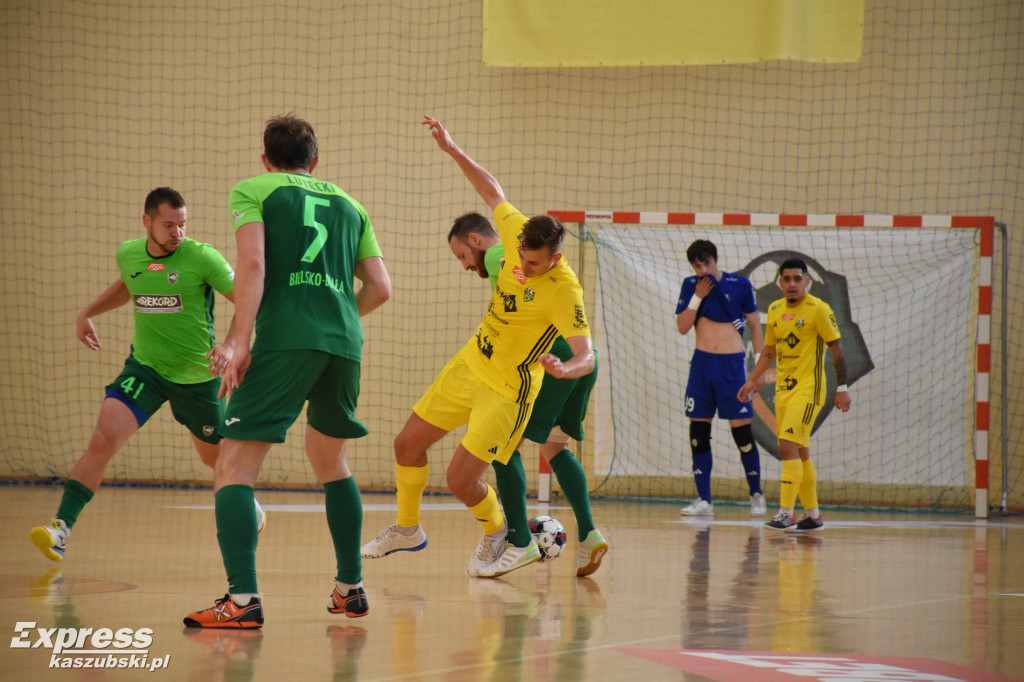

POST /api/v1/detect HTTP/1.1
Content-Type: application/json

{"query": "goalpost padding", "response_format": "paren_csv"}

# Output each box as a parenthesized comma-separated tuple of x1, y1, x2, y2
(552, 211, 993, 517)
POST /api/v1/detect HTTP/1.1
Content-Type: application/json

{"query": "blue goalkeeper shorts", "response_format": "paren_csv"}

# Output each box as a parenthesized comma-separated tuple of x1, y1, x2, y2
(684, 349, 753, 421)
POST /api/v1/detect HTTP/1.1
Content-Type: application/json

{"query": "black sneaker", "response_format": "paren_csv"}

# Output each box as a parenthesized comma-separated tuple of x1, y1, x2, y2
(787, 514, 824, 532)
(327, 585, 369, 618)
(764, 511, 796, 530)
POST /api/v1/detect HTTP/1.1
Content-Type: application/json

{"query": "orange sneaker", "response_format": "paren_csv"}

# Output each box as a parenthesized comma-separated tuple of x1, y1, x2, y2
(184, 594, 264, 629)
(326, 585, 369, 618)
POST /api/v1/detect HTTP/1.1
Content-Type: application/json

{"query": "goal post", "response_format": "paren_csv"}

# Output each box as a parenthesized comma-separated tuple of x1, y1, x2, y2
(551, 211, 994, 518)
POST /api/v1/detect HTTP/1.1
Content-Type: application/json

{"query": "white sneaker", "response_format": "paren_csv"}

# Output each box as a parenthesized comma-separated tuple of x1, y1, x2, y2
(575, 529, 609, 577)
(680, 498, 714, 516)
(749, 492, 767, 516)
(30, 519, 69, 562)
(477, 541, 541, 578)
(467, 532, 506, 577)
(254, 498, 267, 533)
(361, 524, 428, 558)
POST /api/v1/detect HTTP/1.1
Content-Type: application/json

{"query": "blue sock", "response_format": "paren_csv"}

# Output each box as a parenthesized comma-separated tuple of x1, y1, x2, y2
(693, 451, 713, 502)
(740, 447, 762, 495)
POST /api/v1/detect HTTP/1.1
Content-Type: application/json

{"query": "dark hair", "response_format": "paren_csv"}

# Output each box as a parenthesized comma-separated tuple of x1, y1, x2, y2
(448, 212, 498, 243)
(778, 258, 809, 277)
(263, 114, 318, 171)
(520, 215, 565, 254)
(686, 239, 717, 265)
(144, 187, 185, 217)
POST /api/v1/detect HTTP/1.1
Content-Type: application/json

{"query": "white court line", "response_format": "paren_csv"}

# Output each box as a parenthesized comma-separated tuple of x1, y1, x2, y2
(170, 503, 571, 513)
(672, 517, 1024, 530)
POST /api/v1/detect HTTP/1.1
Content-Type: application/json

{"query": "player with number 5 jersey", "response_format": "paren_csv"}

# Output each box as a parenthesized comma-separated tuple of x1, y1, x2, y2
(227, 174, 382, 358)
(185, 114, 391, 629)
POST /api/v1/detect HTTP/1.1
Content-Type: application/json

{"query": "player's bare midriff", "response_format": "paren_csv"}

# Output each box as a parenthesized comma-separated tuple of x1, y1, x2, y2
(694, 317, 745, 354)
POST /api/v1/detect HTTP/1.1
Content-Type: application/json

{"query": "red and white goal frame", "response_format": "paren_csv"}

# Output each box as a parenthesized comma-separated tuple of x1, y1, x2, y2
(549, 210, 995, 518)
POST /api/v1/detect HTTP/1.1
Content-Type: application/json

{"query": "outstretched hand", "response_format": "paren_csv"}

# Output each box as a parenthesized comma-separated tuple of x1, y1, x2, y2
(422, 115, 458, 154)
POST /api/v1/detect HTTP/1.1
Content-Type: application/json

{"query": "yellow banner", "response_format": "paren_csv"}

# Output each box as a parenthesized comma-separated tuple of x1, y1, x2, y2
(483, 0, 863, 66)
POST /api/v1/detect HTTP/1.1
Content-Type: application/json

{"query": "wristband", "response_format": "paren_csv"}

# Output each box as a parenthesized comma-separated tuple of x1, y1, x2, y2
(753, 352, 761, 366)
(687, 296, 700, 311)
(836, 384, 848, 393)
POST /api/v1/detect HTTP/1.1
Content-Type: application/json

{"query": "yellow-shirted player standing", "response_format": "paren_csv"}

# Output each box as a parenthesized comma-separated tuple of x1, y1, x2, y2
(738, 258, 851, 531)
(361, 115, 595, 577)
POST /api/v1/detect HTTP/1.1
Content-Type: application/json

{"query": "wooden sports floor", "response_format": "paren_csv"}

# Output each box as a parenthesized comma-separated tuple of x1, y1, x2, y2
(1, 486, 1022, 681)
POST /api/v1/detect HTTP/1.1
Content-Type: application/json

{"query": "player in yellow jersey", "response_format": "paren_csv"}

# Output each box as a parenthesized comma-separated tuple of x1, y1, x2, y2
(362, 115, 595, 578)
(737, 258, 851, 532)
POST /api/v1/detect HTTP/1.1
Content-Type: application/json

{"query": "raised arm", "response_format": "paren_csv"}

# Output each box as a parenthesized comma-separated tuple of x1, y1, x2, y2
(422, 115, 507, 210)
(354, 256, 391, 316)
(76, 279, 131, 350)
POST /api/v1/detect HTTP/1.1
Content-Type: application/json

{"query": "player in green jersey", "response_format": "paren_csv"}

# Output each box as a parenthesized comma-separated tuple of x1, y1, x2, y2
(185, 115, 391, 629)
(738, 258, 851, 533)
(447, 213, 608, 577)
(362, 116, 596, 580)
(29, 187, 263, 562)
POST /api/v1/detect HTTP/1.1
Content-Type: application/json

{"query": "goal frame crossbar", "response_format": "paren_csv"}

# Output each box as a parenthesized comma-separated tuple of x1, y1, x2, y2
(550, 210, 995, 518)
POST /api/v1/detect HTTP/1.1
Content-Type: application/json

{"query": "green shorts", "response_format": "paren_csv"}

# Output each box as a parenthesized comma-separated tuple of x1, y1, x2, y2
(522, 354, 598, 444)
(223, 350, 368, 443)
(105, 354, 223, 443)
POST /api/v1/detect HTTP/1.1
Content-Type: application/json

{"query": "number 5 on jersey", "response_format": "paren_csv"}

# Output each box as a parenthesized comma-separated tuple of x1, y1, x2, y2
(301, 196, 330, 263)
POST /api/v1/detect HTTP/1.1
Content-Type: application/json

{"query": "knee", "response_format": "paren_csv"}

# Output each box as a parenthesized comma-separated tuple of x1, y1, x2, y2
(393, 432, 419, 467)
(731, 424, 755, 453)
(690, 421, 712, 455)
(83, 428, 124, 463)
(445, 465, 477, 502)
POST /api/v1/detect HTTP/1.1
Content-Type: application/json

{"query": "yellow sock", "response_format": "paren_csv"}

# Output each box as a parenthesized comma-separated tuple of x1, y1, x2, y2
(799, 459, 819, 511)
(396, 464, 429, 527)
(780, 459, 803, 510)
(468, 484, 504, 535)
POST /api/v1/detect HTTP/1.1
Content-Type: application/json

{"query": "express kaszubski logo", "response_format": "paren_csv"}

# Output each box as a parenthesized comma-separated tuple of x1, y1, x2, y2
(11, 622, 170, 671)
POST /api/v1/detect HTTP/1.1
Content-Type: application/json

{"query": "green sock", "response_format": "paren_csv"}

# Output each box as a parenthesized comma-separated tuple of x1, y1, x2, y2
(492, 452, 531, 547)
(324, 477, 362, 585)
(57, 479, 94, 529)
(216, 485, 259, 594)
(549, 450, 595, 541)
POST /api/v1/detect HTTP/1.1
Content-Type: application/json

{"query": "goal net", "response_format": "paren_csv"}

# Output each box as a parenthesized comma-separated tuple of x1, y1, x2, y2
(558, 211, 993, 512)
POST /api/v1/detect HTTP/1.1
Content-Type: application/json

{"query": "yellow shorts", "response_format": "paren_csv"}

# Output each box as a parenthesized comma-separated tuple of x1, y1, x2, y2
(413, 353, 533, 465)
(774, 396, 824, 448)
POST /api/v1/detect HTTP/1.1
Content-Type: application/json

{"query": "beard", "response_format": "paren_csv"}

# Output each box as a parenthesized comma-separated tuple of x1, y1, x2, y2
(473, 249, 489, 278)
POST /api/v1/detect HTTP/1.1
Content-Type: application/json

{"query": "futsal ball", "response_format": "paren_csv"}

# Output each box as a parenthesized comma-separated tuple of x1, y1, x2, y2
(528, 515, 568, 560)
